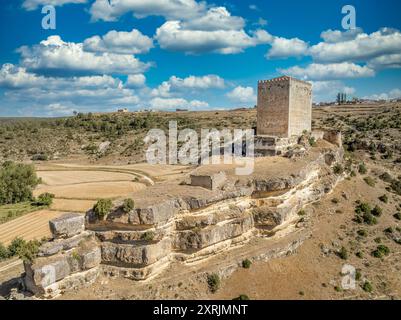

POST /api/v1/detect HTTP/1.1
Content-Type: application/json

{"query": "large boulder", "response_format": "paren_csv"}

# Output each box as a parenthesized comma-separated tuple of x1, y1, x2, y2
(49, 213, 85, 239)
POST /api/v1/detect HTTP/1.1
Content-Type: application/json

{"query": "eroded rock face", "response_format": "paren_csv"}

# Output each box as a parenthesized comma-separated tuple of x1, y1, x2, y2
(174, 214, 254, 250)
(49, 213, 85, 239)
(25, 139, 344, 297)
(101, 238, 171, 266)
(38, 231, 93, 257)
(24, 239, 101, 295)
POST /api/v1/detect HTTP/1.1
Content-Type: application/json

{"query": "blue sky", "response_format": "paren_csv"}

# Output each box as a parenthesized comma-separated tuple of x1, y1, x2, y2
(0, 0, 401, 116)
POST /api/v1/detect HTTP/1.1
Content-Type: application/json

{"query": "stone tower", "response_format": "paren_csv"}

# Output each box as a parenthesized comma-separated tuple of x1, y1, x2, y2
(257, 76, 312, 138)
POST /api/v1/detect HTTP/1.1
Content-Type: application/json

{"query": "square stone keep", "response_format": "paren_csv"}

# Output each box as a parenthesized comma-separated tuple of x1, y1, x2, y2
(257, 76, 312, 138)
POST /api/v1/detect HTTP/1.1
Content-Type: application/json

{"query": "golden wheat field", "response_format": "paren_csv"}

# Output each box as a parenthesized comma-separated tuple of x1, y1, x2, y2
(50, 199, 97, 213)
(36, 170, 136, 186)
(0, 210, 71, 245)
(33, 181, 146, 200)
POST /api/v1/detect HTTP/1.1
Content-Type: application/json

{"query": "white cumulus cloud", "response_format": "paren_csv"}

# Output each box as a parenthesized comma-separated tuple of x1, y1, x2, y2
(363, 89, 401, 101)
(280, 62, 375, 81)
(310, 28, 401, 64)
(83, 29, 154, 55)
(151, 74, 225, 97)
(155, 21, 271, 54)
(149, 97, 209, 110)
(266, 37, 308, 59)
(126, 74, 146, 88)
(90, 0, 205, 22)
(226, 86, 256, 104)
(18, 35, 150, 76)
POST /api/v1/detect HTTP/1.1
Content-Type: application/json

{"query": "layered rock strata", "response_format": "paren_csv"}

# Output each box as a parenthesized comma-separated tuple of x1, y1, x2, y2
(25, 138, 343, 296)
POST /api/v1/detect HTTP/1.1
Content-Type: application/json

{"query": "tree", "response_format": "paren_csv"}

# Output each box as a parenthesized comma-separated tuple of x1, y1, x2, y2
(0, 161, 40, 205)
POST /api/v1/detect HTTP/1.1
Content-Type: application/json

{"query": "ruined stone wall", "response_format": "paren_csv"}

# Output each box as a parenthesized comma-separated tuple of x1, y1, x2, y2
(289, 78, 312, 136)
(257, 78, 290, 137)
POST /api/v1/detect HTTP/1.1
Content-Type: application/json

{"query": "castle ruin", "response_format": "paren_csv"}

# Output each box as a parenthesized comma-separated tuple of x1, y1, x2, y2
(255, 76, 312, 156)
(257, 76, 312, 138)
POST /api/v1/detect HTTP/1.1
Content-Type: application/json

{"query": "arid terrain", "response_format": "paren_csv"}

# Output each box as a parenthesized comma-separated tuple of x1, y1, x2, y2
(0, 102, 401, 300)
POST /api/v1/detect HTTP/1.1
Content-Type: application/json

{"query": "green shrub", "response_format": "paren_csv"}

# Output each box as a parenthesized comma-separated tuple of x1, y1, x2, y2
(122, 198, 135, 213)
(378, 194, 388, 203)
(242, 259, 252, 269)
(355, 202, 371, 215)
(35, 192, 55, 206)
(356, 251, 364, 259)
(357, 229, 367, 237)
(379, 172, 392, 182)
(364, 177, 376, 187)
(390, 180, 401, 195)
(358, 163, 367, 174)
(7, 237, 40, 262)
(16, 239, 40, 262)
(372, 205, 383, 217)
(0, 242, 10, 260)
(233, 294, 250, 300)
(31, 153, 48, 161)
(308, 137, 316, 147)
(334, 286, 342, 292)
(93, 199, 113, 220)
(363, 212, 377, 225)
(384, 227, 393, 234)
(333, 164, 344, 175)
(372, 245, 390, 258)
(207, 273, 220, 293)
(7, 237, 26, 256)
(374, 237, 382, 243)
(362, 281, 373, 293)
(141, 231, 155, 241)
(297, 210, 306, 216)
(393, 212, 401, 220)
(338, 246, 348, 260)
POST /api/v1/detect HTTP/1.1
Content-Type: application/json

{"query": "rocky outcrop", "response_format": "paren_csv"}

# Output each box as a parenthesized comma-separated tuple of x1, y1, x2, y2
(24, 137, 343, 297)
(24, 214, 101, 297)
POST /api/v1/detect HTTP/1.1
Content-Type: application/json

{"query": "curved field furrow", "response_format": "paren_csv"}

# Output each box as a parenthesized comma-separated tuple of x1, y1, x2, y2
(0, 210, 67, 245)
(36, 170, 136, 186)
(34, 181, 146, 200)
(0, 211, 60, 235)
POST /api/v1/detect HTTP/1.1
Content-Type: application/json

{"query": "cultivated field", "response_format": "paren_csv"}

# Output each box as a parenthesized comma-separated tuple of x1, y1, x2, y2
(34, 180, 146, 200)
(0, 210, 69, 245)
